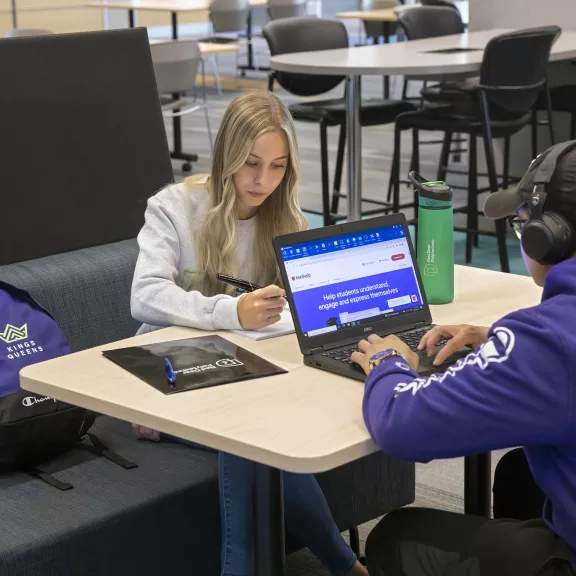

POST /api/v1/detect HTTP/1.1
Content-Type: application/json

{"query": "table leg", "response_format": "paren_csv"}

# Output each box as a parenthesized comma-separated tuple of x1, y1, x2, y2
(238, 7, 270, 74)
(345, 75, 362, 222)
(168, 11, 197, 171)
(239, 8, 253, 77)
(254, 463, 285, 576)
(383, 22, 391, 99)
(171, 11, 178, 40)
(247, 8, 253, 70)
(464, 452, 492, 517)
(128, 8, 134, 28)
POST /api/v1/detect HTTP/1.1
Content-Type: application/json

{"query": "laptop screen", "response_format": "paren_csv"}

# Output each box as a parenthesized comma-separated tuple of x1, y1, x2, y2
(279, 223, 424, 339)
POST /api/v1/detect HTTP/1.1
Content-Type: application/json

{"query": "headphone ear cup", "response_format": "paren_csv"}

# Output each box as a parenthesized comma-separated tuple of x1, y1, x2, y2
(547, 212, 575, 262)
(522, 213, 574, 265)
(521, 219, 555, 264)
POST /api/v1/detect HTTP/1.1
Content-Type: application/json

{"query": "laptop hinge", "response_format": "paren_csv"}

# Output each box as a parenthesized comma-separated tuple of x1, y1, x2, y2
(310, 347, 323, 354)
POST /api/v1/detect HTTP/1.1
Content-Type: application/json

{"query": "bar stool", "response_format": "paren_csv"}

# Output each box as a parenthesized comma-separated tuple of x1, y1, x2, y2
(390, 26, 561, 273)
(263, 17, 416, 225)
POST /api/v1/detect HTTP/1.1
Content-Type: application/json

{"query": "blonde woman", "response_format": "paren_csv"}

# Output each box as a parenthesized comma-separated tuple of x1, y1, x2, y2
(131, 92, 368, 576)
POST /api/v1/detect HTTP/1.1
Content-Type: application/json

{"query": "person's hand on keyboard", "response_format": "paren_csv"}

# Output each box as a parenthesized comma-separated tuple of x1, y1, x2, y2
(418, 324, 490, 366)
(352, 334, 419, 375)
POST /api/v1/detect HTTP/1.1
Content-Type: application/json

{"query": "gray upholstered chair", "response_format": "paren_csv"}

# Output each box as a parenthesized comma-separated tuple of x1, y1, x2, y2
(397, 5, 466, 99)
(150, 40, 213, 155)
(210, 0, 249, 34)
(267, 0, 307, 20)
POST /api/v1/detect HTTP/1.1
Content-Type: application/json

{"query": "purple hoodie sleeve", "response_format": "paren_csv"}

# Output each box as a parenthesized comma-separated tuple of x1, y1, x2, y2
(362, 309, 572, 463)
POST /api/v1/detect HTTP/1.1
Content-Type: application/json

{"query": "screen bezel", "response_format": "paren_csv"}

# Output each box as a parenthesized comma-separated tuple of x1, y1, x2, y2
(273, 213, 432, 355)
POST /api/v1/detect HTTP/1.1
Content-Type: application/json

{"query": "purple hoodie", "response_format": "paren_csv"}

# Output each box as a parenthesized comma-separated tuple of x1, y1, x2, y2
(363, 257, 576, 553)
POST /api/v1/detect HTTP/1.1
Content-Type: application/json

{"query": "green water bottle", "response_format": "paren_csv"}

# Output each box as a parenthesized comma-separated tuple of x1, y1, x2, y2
(409, 171, 454, 305)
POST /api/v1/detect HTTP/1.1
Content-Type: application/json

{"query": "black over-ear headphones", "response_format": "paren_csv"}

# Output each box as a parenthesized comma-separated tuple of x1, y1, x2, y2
(521, 140, 576, 265)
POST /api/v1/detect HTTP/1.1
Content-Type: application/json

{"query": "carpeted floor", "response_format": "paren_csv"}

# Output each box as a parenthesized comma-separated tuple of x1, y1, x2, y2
(152, 23, 528, 573)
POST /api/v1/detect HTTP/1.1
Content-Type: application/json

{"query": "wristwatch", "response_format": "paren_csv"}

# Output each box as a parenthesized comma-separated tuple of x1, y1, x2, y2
(368, 349, 408, 373)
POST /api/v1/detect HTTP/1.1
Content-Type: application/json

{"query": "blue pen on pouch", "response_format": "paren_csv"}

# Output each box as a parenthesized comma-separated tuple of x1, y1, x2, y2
(164, 357, 177, 387)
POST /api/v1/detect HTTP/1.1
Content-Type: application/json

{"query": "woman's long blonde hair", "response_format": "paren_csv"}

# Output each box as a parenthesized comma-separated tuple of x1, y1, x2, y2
(190, 92, 307, 296)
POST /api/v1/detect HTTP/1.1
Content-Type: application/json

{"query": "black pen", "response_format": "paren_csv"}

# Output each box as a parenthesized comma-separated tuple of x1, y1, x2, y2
(216, 273, 290, 311)
(216, 273, 263, 293)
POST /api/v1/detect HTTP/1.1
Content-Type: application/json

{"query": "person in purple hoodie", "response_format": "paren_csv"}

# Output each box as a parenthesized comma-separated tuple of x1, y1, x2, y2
(351, 141, 576, 576)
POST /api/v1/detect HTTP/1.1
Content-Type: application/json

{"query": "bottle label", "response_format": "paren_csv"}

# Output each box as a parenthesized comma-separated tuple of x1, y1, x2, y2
(423, 239, 439, 277)
(419, 197, 452, 208)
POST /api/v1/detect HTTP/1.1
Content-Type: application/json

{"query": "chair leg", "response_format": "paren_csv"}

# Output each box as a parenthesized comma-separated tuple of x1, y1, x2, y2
(545, 81, 556, 146)
(320, 122, 332, 226)
(410, 128, 420, 173)
(480, 91, 509, 273)
(391, 123, 402, 213)
(402, 79, 409, 101)
(531, 109, 538, 159)
(453, 133, 462, 164)
(419, 81, 427, 109)
(204, 107, 214, 156)
(411, 128, 420, 227)
(211, 55, 222, 96)
(437, 131, 452, 182)
(349, 527, 360, 558)
(387, 168, 394, 203)
(466, 135, 477, 263)
(503, 136, 511, 190)
(204, 107, 214, 154)
(331, 125, 346, 215)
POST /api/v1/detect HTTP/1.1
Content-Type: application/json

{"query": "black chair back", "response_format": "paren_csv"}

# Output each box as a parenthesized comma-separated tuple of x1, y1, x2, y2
(263, 17, 347, 96)
(0, 28, 173, 265)
(480, 26, 561, 114)
(398, 6, 464, 40)
(421, 0, 458, 8)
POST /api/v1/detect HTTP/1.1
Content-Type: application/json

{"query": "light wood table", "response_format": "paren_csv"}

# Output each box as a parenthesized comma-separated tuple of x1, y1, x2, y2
(21, 265, 542, 575)
(88, 0, 264, 36)
(198, 40, 240, 55)
(88, 0, 268, 72)
(150, 38, 240, 56)
(270, 29, 576, 224)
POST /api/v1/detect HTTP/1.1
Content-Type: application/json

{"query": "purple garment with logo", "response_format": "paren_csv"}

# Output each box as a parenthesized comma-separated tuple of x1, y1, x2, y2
(363, 258, 576, 554)
(0, 282, 70, 398)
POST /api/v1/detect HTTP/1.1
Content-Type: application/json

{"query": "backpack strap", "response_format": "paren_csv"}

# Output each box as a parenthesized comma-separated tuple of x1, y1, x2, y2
(87, 433, 137, 470)
(24, 467, 73, 491)
(22, 434, 137, 491)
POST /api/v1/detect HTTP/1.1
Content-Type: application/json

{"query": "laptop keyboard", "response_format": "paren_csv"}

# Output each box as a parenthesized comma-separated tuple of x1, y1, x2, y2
(321, 327, 448, 364)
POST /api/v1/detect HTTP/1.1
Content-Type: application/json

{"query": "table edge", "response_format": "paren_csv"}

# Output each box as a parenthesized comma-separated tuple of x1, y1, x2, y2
(20, 370, 379, 474)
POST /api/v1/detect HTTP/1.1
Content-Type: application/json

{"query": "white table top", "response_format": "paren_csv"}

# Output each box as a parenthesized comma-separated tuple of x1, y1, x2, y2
(21, 265, 542, 474)
(270, 28, 576, 77)
(87, 0, 265, 11)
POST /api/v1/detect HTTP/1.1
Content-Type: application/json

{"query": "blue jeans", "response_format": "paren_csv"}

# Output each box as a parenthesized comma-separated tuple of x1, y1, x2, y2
(162, 436, 356, 576)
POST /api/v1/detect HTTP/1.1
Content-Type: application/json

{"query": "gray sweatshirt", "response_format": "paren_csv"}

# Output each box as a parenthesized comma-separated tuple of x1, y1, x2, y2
(131, 181, 261, 334)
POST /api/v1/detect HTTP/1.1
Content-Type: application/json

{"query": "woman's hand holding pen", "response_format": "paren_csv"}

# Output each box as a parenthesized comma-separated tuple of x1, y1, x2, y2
(238, 285, 287, 330)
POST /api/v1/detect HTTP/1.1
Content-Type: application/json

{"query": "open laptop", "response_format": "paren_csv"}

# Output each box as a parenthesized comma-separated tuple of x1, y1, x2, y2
(273, 213, 467, 381)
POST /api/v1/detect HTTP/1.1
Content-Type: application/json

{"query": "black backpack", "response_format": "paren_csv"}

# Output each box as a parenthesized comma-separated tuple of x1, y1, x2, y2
(0, 280, 135, 488)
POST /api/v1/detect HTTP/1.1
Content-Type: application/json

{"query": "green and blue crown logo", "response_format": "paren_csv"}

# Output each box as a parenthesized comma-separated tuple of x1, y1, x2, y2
(0, 323, 28, 344)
